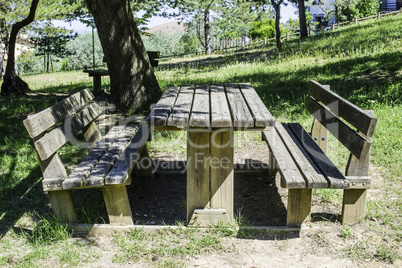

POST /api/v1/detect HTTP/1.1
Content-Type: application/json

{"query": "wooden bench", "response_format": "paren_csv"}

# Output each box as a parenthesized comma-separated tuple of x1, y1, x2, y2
(263, 80, 377, 226)
(23, 89, 152, 225)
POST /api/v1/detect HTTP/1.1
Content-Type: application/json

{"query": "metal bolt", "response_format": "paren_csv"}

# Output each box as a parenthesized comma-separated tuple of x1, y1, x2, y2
(352, 182, 356, 186)
(47, 184, 50, 188)
(314, 137, 318, 140)
(322, 137, 326, 141)
(362, 183, 366, 186)
(57, 184, 61, 187)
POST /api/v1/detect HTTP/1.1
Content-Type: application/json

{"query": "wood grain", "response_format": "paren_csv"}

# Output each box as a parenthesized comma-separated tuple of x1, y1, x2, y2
(167, 85, 195, 128)
(225, 83, 254, 128)
(147, 85, 180, 126)
(23, 89, 94, 138)
(210, 84, 232, 128)
(189, 84, 210, 128)
(238, 83, 275, 127)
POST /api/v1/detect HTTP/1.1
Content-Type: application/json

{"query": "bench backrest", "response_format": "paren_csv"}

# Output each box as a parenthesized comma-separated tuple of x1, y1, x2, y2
(23, 89, 103, 186)
(306, 81, 378, 177)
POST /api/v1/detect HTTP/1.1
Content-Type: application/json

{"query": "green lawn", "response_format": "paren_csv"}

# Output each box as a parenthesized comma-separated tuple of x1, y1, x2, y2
(0, 14, 401, 266)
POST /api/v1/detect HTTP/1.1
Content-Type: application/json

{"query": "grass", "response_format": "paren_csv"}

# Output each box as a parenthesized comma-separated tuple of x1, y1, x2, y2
(0, 14, 401, 266)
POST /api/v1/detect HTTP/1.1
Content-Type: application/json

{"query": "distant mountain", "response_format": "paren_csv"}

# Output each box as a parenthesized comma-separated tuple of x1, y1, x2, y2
(145, 21, 186, 35)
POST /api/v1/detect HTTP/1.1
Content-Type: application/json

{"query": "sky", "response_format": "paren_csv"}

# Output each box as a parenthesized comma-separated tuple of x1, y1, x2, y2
(54, 4, 298, 35)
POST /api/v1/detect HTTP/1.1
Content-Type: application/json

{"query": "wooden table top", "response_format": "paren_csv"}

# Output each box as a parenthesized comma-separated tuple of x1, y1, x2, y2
(83, 69, 109, 76)
(147, 83, 275, 130)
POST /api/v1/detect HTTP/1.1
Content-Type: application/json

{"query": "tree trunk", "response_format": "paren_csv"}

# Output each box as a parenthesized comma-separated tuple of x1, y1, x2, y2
(85, 0, 162, 114)
(298, 0, 308, 38)
(1, 0, 39, 96)
(204, 9, 211, 55)
(271, 0, 283, 50)
(0, 38, 4, 80)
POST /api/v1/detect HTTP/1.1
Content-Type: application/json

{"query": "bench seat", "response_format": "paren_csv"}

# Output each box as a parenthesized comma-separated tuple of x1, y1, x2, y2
(264, 81, 377, 226)
(24, 88, 152, 225)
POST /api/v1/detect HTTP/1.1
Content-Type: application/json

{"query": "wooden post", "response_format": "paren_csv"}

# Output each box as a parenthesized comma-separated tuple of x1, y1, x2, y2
(83, 121, 102, 151)
(377, 12, 381, 19)
(286, 32, 290, 42)
(355, 17, 358, 24)
(102, 185, 133, 225)
(133, 144, 154, 178)
(264, 37, 267, 45)
(332, 24, 335, 31)
(287, 188, 312, 226)
(187, 131, 210, 223)
(311, 119, 328, 154)
(210, 130, 234, 222)
(93, 75, 102, 96)
(342, 111, 374, 225)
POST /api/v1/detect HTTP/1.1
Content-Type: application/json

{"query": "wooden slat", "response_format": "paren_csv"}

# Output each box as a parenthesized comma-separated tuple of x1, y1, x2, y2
(287, 123, 349, 189)
(210, 84, 232, 128)
(189, 84, 210, 128)
(305, 96, 371, 159)
(23, 89, 94, 138)
(238, 83, 275, 127)
(262, 129, 306, 189)
(147, 86, 180, 126)
(309, 80, 377, 138)
(276, 123, 328, 188)
(62, 125, 126, 189)
(84, 125, 139, 187)
(34, 102, 102, 160)
(106, 124, 150, 185)
(225, 83, 254, 128)
(167, 85, 195, 127)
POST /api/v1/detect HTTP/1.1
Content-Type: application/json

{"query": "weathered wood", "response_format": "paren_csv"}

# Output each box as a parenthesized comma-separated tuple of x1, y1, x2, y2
(311, 118, 328, 153)
(225, 83, 254, 128)
(132, 144, 154, 178)
(342, 189, 367, 225)
(309, 80, 378, 138)
(23, 89, 94, 139)
(106, 124, 150, 185)
(62, 125, 126, 190)
(287, 188, 312, 226)
(276, 123, 328, 188)
(187, 131, 210, 223)
(147, 86, 180, 126)
(147, 51, 160, 59)
(167, 85, 195, 128)
(238, 83, 275, 127)
(288, 123, 349, 189)
(83, 121, 102, 151)
(210, 84, 232, 128)
(34, 102, 102, 161)
(102, 185, 134, 225)
(345, 176, 371, 189)
(188, 209, 231, 227)
(93, 75, 102, 95)
(84, 125, 139, 187)
(210, 130, 234, 221)
(262, 129, 306, 188)
(189, 84, 210, 128)
(305, 96, 371, 159)
(48, 191, 78, 223)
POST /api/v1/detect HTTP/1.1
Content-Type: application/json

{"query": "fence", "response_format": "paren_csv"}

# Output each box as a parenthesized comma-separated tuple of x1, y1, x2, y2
(158, 9, 402, 62)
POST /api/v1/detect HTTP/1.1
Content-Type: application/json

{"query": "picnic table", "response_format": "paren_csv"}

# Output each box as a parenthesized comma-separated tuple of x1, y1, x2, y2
(147, 83, 275, 226)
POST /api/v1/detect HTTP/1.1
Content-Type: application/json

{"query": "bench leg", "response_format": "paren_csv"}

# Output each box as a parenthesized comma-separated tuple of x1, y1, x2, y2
(342, 189, 367, 225)
(210, 130, 234, 222)
(287, 188, 312, 226)
(93, 75, 102, 95)
(133, 144, 154, 178)
(187, 131, 210, 224)
(102, 186, 133, 225)
(48, 191, 78, 223)
(83, 121, 102, 151)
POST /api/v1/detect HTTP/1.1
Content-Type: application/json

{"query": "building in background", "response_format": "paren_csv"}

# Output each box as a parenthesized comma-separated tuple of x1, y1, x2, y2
(1, 34, 35, 61)
(381, 0, 402, 11)
(307, 0, 336, 28)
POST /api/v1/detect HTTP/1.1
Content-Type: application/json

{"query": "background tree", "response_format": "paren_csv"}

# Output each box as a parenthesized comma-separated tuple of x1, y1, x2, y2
(288, 0, 308, 38)
(248, 19, 275, 39)
(270, 0, 285, 50)
(85, 0, 162, 113)
(1, 0, 39, 95)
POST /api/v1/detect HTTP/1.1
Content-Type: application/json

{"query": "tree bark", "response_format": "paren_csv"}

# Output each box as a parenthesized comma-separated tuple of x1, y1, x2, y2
(0, 37, 4, 80)
(204, 9, 211, 55)
(1, 0, 39, 96)
(298, 0, 308, 38)
(271, 0, 283, 50)
(85, 0, 162, 114)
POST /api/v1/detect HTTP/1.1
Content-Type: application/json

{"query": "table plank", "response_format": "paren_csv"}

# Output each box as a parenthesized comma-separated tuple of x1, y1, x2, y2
(147, 86, 180, 126)
(189, 84, 210, 128)
(225, 83, 254, 128)
(238, 83, 275, 127)
(167, 85, 195, 128)
(210, 84, 232, 128)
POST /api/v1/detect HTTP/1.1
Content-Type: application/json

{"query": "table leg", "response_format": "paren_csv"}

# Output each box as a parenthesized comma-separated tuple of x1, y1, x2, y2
(187, 131, 210, 223)
(210, 130, 234, 222)
(93, 75, 102, 95)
